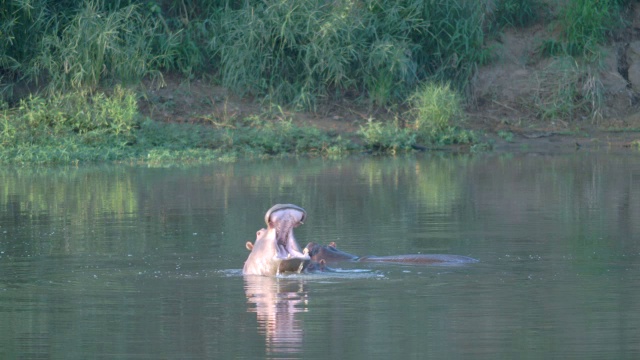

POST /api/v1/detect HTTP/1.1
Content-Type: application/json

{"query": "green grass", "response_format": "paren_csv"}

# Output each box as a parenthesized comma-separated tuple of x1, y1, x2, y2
(358, 119, 416, 154)
(0, 87, 357, 165)
(539, 0, 624, 61)
(28, 1, 173, 93)
(408, 82, 474, 145)
(2, 0, 488, 108)
(357, 82, 475, 152)
(560, 0, 620, 58)
(1, 0, 634, 162)
(0, 82, 484, 165)
(2, 0, 626, 107)
(209, 0, 487, 108)
(492, 0, 542, 29)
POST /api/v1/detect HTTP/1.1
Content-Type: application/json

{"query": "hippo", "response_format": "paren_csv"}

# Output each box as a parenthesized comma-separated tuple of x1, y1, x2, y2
(304, 242, 479, 265)
(242, 204, 477, 275)
(242, 204, 313, 276)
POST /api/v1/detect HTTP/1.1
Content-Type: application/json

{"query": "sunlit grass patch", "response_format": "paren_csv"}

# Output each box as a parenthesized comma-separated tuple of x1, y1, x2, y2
(357, 119, 416, 154)
(409, 82, 473, 145)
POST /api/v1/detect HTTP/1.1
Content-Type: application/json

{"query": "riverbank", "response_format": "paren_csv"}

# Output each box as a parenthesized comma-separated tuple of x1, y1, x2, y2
(139, 73, 640, 155)
(1, 74, 638, 167)
(3, 0, 640, 165)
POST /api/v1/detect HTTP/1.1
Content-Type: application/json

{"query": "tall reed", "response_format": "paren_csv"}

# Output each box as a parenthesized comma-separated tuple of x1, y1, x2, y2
(540, 0, 623, 60)
(1, 0, 52, 97)
(560, 0, 620, 58)
(27, 1, 173, 92)
(211, 0, 488, 108)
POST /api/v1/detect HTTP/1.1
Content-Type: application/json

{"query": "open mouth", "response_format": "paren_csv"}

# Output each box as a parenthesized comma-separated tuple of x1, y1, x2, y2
(266, 204, 309, 261)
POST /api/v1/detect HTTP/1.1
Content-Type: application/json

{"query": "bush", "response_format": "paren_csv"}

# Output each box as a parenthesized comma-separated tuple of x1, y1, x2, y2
(409, 82, 466, 143)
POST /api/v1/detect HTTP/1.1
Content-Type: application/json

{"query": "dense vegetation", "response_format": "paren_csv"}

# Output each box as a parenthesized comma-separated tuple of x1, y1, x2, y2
(0, 0, 634, 164)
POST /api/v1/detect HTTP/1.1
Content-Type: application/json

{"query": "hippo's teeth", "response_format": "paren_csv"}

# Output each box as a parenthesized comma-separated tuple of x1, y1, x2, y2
(303, 248, 309, 255)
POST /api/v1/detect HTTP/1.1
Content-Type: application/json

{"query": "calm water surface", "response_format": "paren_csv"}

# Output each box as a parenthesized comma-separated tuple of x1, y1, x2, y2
(1, 152, 639, 359)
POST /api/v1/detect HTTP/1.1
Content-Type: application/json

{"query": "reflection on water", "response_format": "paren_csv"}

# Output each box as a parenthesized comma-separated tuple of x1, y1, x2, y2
(1, 152, 640, 359)
(244, 276, 308, 356)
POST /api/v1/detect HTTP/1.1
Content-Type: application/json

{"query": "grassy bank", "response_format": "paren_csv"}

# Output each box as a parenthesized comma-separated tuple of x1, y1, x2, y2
(0, 0, 635, 164)
(0, 88, 353, 165)
(1, 84, 478, 165)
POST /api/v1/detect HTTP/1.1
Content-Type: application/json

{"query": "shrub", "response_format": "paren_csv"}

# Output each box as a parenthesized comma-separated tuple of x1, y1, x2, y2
(409, 82, 466, 143)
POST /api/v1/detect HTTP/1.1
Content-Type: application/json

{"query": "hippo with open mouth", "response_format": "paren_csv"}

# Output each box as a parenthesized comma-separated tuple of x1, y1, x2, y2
(242, 204, 312, 276)
(243, 204, 478, 275)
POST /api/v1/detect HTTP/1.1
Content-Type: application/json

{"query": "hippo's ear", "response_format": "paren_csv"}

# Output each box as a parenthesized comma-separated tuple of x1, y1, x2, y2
(245, 241, 254, 251)
(328, 242, 337, 248)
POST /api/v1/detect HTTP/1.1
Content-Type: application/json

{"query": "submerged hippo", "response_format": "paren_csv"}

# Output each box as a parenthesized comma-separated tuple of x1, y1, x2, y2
(304, 242, 478, 265)
(243, 204, 313, 276)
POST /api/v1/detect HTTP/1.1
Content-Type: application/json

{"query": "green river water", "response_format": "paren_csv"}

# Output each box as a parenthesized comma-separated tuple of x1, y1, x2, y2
(1, 152, 639, 359)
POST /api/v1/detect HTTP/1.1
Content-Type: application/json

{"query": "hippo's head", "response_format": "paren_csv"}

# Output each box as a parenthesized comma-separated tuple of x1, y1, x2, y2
(242, 204, 311, 276)
(304, 242, 359, 263)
